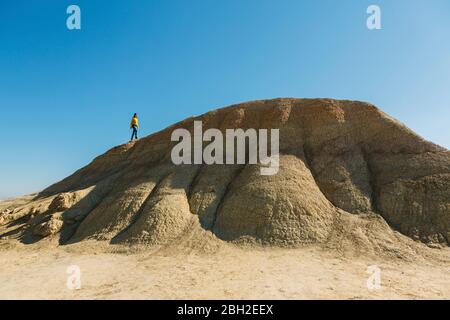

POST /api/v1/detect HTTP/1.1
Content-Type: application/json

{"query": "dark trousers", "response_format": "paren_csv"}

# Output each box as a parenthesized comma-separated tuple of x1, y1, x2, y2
(131, 125, 138, 140)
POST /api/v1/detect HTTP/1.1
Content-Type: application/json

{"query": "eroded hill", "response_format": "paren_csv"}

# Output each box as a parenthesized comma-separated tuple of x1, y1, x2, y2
(1, 98, 449, 254)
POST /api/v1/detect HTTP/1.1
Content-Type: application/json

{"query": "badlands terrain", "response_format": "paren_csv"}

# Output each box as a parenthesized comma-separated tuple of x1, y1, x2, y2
(0, 98, 449, 299)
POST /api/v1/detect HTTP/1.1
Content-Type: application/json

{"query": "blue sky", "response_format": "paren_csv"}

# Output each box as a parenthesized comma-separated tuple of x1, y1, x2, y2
(0, 0, 449, 199)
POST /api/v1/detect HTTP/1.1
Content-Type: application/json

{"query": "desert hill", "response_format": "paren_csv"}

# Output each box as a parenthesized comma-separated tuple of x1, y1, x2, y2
(1, 98, 449, 254)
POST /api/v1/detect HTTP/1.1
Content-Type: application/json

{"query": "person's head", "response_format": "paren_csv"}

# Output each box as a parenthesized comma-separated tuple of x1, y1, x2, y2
(133, 113, 137, 118)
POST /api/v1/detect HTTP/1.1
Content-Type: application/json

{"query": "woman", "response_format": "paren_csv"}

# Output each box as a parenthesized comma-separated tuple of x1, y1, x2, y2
(130, 113, 139, 141)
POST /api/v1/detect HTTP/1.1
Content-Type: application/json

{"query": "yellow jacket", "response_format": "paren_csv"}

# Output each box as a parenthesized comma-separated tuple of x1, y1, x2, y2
(130, 117, 139, 128)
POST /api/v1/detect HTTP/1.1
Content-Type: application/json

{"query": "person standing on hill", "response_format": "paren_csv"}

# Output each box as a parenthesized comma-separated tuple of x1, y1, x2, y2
(130, 113, 139, 141)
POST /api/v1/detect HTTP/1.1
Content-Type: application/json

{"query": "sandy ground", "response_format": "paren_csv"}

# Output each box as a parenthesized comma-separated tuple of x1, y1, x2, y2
(0, 240, 449, 300)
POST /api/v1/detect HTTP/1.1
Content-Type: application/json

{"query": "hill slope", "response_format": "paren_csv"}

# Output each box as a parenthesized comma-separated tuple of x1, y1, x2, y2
(1, 98, 449, 253)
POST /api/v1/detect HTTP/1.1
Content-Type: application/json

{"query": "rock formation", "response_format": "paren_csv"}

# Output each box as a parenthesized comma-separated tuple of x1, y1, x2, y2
(0, 98, 448, 250)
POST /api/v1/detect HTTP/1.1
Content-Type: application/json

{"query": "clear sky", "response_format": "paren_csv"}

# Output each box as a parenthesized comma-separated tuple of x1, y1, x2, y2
(0, 0, 449, 199)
